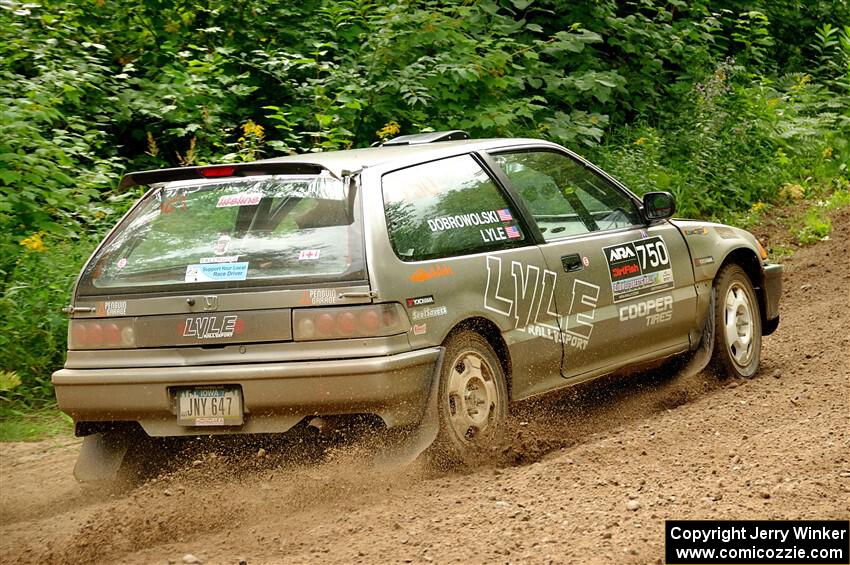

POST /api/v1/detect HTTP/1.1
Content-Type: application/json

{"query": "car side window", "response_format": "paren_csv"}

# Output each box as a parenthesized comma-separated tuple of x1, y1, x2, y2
(382, 154, 526, 261)
(492, 151, 643, 241)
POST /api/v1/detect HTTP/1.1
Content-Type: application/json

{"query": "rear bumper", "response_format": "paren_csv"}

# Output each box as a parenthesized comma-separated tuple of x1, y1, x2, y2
(762, 263, 782, 335)
(53, 348, 441, 437)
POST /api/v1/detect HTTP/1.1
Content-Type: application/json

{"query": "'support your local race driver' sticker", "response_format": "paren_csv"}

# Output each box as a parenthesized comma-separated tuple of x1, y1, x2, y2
(185, 262, 249, 283)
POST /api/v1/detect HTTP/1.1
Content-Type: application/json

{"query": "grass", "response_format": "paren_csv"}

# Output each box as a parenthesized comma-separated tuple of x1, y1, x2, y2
(727, 184, 849, 258)
(795, 208, 832, 244)
(768, 244, 796, 262)
(793, 188, 849, 244)
(0, 405, 73, 442)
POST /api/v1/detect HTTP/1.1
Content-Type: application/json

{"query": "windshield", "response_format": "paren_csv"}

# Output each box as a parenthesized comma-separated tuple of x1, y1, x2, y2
(78, 174, 364, 295)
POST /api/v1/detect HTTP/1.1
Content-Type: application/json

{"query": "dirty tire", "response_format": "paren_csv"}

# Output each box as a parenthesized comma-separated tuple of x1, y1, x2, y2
(428, 331, 508, 468)
(709, 264, 762, 378)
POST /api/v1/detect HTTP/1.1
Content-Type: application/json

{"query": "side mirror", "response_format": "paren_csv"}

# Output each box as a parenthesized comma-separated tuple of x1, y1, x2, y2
(643, 191, 676, 221)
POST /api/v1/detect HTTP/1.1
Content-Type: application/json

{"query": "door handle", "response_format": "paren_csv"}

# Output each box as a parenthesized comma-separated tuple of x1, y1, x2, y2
(561, 253, 583, 272)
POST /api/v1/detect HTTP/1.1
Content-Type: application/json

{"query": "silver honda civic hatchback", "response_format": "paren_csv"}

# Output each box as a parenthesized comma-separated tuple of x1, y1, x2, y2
(54, 133, 781, 477)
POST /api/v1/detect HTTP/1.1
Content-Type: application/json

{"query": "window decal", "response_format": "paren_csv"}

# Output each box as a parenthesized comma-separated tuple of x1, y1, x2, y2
(427, 208, 514, 232)
(215, 193, 262, 208)
(185, 262, 249, 283)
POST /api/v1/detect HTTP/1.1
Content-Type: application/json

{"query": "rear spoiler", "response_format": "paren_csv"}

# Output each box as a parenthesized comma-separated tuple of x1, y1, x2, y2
(118, 162, 334, 189)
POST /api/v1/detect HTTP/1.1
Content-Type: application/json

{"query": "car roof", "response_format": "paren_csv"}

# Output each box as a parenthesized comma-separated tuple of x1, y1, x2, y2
(255, 138, 560, 176)
(120, 137, 563, 188)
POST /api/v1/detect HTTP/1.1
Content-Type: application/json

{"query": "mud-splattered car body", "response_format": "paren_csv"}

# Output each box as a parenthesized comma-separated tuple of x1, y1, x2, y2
(54, 135, 781, 472)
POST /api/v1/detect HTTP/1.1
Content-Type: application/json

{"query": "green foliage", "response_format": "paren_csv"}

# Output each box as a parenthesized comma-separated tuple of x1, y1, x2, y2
(592, 59, 849, 219)
(0, 2, 129, 239)
(824, 187, 850, 210)
(794, 187, 850, 244)
(0, 370, 22, 401)
(811, 24, 850, 79)
(1, 0, 849, 406)
(0, 234, 99, 404)
(795, 207, 833, 244)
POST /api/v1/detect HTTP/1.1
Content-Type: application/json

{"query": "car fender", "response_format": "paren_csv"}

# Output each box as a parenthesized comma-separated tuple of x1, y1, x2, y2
(671, 219, 779, 335)
(671, 220, 764, 280)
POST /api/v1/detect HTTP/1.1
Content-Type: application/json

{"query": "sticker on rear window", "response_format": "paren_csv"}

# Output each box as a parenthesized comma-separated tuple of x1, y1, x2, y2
(185, 262, 249, 283)
(298, 250, 321, 260)
(161, 193, 187, 214)
(213, 234, 231, 255)
(216, 193, 262, 208)
(200, 255, 240, 264)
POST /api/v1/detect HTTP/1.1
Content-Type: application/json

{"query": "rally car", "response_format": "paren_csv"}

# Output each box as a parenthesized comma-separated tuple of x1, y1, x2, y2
(54, 131, 781, 477)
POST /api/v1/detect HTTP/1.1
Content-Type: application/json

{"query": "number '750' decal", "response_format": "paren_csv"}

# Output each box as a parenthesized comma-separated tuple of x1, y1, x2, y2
(603, 236, 674, 302)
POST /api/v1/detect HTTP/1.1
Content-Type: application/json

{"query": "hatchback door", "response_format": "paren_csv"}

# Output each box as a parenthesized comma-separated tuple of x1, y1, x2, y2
(71, 170, 371, 353)
(486, 149, 697, 383)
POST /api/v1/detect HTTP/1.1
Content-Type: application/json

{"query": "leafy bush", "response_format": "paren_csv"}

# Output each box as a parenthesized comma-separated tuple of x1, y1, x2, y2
(0, 234, 98, 405)
(592, 61, 849, 219)
(0, 2, 127, 239)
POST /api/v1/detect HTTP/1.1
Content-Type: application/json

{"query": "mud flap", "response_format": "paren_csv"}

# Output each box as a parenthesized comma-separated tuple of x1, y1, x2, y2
(74, 431, 133, 482)
(677, 288, 716, 379)
(372, 347, 445, 467)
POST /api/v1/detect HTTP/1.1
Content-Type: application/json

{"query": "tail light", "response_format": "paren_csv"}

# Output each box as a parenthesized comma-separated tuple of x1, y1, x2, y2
(293, 303, 409, 341)
(200, 165, 236, 178)
(69, 319, 136, 349)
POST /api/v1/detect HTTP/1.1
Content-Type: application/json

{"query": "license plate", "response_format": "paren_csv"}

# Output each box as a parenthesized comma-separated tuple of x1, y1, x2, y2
(177, 387, 243, 426)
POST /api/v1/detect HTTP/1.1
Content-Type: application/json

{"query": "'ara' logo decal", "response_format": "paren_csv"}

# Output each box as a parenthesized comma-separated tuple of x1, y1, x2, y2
(607, 246, 637, 262)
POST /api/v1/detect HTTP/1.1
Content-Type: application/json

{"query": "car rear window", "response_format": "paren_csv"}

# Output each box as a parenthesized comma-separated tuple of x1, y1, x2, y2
(78, 174, 364, 295)
(382, 154, 527, 261)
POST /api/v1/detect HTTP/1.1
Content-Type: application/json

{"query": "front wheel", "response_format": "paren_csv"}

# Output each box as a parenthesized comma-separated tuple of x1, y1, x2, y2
(428, 331, 509, 467)
(709, 264, 762, 378)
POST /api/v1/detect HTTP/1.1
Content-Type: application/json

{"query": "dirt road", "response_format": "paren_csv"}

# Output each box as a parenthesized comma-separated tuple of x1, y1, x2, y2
(2, 211, 848, 565)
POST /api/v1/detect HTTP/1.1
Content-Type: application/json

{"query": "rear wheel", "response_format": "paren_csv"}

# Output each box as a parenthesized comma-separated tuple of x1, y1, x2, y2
(429, 331, 508, 467)
(709, 264, 762, 378)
